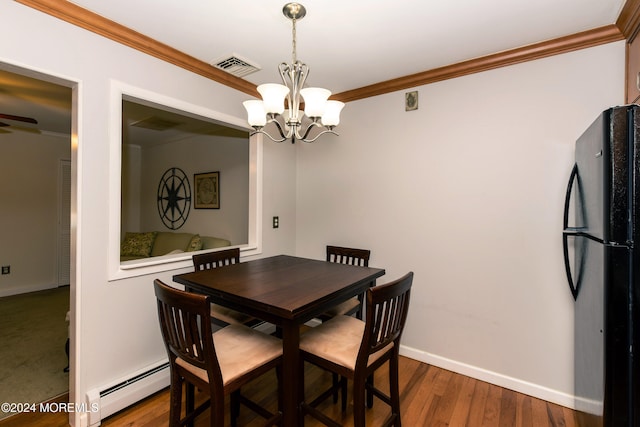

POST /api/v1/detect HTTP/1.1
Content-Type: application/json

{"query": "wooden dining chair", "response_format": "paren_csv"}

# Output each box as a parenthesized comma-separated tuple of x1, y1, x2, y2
(193, 248, 241, 271)
(154, 279, 283, 427)
(192, 248, 260, 328)
(320, 245, 371, 321)
(300, 272, 413, 427)
(319, 245, 373, 404)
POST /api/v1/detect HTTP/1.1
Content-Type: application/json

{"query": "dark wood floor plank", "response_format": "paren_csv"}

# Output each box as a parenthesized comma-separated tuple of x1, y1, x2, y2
(515, 393, 533, 427)
(481, 383, 503, 427)
(448, 376, 477, 426)
(431, 367, 453, 396)
(432, 370, 465, 424)
(467, 380, 491, 427)
(397, 357, 428, 401)
(530, 397, 551, 427)
(498, 388, 517, 427)
(422, 395, 443, 427)
(401, 363, 439, 425)
(547, 401, 573, 427)
(562, 406, 577, 427)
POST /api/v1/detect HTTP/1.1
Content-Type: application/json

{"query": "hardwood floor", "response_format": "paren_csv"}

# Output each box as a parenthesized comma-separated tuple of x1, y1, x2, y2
(0, 356, 577, 426)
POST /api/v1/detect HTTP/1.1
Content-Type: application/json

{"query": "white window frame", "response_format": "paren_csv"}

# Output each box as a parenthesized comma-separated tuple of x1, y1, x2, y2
(107, 81, 262, 281)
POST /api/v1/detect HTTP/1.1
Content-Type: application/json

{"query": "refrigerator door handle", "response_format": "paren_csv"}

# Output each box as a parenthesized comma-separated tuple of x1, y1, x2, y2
(563, 164, 580, 300)
(563, 229, 604, 244)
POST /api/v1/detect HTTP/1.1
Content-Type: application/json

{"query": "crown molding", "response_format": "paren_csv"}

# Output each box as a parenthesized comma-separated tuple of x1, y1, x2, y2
(15, 0, 260, 98)
(617, 0, 640, 41)
(15, 0, 626, 103)
(332, 25, 624, 102)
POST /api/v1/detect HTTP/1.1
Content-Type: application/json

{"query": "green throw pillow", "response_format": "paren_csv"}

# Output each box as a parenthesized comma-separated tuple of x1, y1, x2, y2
(186, 234, 203, 252)
(120, 232, 157, 257)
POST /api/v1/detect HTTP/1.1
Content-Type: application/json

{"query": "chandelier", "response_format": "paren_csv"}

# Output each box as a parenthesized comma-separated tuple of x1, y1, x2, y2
(243, 3, 344, 144)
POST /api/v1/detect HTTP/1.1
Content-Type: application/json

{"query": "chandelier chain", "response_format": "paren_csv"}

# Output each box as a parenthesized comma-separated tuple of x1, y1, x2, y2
(291, 17, 297, 63)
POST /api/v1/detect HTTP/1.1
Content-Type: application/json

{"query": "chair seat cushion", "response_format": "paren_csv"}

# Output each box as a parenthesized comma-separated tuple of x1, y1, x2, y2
(300, 315, 392, 371)
(176, 324, 282, 385)
(210, 303, 256, 325)
(321, 297, 360, 317)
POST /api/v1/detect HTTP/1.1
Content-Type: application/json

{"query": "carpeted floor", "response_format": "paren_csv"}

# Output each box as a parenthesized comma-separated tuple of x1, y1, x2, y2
(0, 286, 69, 420)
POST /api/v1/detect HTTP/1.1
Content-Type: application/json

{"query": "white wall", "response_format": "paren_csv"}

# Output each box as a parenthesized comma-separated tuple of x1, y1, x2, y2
(0, 3, 297, 426)
(0, 131, 70, 296)
(295, 42, 625, 406)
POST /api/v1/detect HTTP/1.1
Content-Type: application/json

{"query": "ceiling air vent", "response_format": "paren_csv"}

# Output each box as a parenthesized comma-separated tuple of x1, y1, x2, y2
(212, 54, 261, 78)
(131, 116, 181, 131)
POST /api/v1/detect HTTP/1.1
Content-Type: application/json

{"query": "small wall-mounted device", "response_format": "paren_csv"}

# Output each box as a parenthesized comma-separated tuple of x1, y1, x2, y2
(405, 91, 418, 111)
(273, 216, 279, 229)
(1, 266, 10, 275)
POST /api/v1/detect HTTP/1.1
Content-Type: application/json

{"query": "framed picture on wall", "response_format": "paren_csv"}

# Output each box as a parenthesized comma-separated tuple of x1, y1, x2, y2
(194, 171, 220, 209)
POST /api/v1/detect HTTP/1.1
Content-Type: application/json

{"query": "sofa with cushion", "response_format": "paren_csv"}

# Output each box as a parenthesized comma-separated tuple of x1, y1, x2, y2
(120, 231, 231, 261)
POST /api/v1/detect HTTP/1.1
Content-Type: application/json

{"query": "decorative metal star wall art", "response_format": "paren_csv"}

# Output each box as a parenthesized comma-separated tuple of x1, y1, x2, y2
(157, 167, 191, 230)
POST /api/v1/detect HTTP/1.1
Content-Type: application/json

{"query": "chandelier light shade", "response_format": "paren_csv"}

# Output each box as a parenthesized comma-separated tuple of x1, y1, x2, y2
(257, 84, 289, 115)
(243, 3, 344, 143)
(322, 101, 345, 126)
(243, 100, 268, 127)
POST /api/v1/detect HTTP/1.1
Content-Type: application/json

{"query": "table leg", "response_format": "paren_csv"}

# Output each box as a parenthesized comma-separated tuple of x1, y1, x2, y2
(281, 319, 302, 427)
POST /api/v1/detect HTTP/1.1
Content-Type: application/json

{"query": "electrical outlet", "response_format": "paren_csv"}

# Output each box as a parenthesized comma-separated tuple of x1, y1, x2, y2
(1, 266, 9, 275)
(273, 216, 279, 229)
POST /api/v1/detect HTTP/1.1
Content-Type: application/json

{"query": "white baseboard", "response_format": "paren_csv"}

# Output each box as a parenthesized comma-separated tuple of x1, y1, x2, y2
(0, 283, 60, 297)
(399, 345, 576, 410)
(86, 360, 170, 426)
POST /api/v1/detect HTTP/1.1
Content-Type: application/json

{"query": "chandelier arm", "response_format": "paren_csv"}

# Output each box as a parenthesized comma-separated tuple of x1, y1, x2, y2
(298, 121, 321, 141)
(300, 126, 339, 143)
(250, 128, 288, 143)
(278, 63, 293, 114)
(291, 123, 305, 144)
(249, 115, 294, 143)
(268, 116, 292, 139)
(295, 63, 309, 101)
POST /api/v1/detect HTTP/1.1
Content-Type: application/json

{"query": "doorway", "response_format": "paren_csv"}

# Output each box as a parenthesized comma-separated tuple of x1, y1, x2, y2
(0, 64, 74, 416)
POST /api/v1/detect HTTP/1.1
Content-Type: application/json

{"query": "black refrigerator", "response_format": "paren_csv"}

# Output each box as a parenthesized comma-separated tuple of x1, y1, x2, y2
(562, 105, 640, 427)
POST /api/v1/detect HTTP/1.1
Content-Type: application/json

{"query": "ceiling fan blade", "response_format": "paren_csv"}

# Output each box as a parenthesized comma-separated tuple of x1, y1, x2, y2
(9, 125, 41, 135)
(0, 113, 38, 124)
(0, 122, 9, 127)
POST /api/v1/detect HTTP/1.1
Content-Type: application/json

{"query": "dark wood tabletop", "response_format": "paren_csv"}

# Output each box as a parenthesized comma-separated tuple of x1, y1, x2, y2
(172, 254, 386, 427)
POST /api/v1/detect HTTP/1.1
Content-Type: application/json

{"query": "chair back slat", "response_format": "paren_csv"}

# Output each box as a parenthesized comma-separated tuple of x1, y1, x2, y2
(326, 245, 370, 267)
(193, 247, 240, 271)
(359, 272, 412, 359)
(154, 279, 223, 383)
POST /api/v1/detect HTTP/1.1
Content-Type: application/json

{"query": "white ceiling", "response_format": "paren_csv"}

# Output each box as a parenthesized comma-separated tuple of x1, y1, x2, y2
(67, 0, 626, 93)
(0, 69, 72, 136)
(0, 0, 628, 137)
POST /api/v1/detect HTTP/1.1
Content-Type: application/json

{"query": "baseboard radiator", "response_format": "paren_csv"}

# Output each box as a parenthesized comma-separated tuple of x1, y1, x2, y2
(86, 361, 170, 426)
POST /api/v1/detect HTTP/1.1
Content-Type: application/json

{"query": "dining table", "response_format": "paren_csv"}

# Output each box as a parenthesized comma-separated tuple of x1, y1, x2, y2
(172, 254, 386, 427)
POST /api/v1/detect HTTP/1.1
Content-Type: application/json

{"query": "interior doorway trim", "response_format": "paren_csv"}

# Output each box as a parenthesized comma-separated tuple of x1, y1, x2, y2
(0, 59, 80, 426)
(57, 159, 71, 287)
